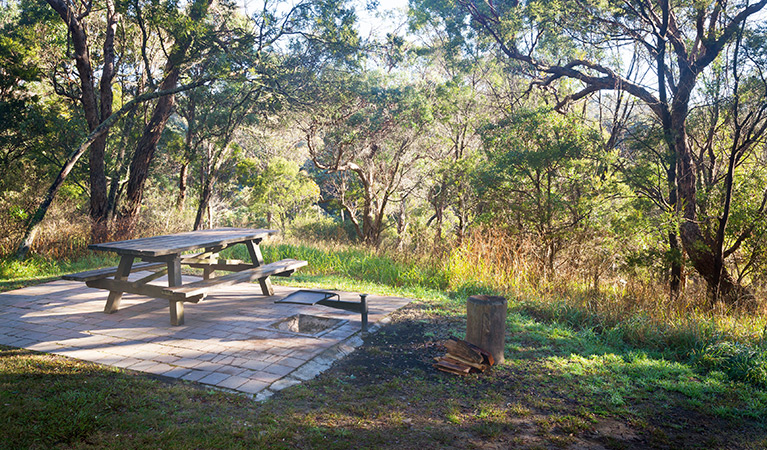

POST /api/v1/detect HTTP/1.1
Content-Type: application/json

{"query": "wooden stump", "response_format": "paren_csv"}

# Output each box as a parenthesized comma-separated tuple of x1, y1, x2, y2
(466, 295, 507, 364)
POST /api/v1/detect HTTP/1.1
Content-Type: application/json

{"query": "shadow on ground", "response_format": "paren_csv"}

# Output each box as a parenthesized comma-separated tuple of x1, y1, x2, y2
(2, 301, 767, 449)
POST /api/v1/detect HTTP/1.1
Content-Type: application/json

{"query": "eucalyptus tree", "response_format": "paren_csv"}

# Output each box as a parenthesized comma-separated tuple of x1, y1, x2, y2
(480, 108, 605, 280)
(119, 0, 360, 226)
(186, 77, 264, 230)
(424, 57, 501, 247)
(685, 29, 767, 300)
(13, 0, 221, 256)
(237, 156, 320, 230)
(414, 0, 767, 304)
(304, 72, 434, 245)
(119, 0, 220, 223)
(43, 0, 119, 239)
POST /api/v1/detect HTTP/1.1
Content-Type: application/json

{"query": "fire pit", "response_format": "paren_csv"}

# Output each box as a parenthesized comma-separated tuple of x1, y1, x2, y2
(266, 314, 345, 337)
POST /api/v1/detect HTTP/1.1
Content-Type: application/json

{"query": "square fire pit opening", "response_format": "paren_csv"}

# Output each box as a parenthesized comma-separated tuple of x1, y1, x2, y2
(267, 314, 345, 337)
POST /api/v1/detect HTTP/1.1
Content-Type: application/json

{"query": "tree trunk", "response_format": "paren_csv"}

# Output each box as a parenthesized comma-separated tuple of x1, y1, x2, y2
(16, 79, 210, 257)
(122, 68, 181, 221)
(122, 0, 212, 223)
(666, 157, 684, 300)
(430, 182, 445, 250)
(672, 108, 752, 306)
(16, 125, 112, 259)
(177, 162, 189, 210)
(90, 0, 118, 242)
(194, 161, 214, 230)
(45, 0, 115, 242)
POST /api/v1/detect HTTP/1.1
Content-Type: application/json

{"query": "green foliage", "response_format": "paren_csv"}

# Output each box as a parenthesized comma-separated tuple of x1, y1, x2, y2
(695, 342, 767, 388)
(478, 108, 606, 274)
(237, 156, 320, 229)
(306, 70, 435, 244)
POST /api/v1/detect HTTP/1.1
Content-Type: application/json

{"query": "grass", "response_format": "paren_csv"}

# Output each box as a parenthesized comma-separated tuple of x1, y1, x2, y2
(2, 282, 767, 448)
(0, 253, 118, 291)
(4, 238, 767, 388)
(2, 238, 767, 447)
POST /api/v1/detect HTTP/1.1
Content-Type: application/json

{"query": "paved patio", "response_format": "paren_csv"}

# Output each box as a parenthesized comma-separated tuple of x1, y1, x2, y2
(0, 274, 411, 400)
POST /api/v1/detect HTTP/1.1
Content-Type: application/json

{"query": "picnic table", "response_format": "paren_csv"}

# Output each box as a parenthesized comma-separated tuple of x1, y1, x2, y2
(63, 228, 307, 325)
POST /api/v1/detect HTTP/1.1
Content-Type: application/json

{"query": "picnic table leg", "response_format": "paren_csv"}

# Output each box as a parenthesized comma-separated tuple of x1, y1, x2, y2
(202, 246, 220, 280)
(167, 257, 185, 326)
(104, 256, 134, 313)
(245, 239, 274, 296)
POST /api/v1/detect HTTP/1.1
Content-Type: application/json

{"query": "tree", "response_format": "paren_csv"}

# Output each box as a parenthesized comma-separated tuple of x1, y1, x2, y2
(305, 72, 433, 245)
(238, 156, 320, 229)
(120, 0, 216, 223)
(119, 0, 360, 226)
(44, 0, 119, 240)
(479, 108, 604, 279)
(417, 0, 767, 304)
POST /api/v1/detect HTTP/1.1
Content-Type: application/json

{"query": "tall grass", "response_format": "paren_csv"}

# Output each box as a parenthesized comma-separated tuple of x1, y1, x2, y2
(226, 239, 450, 292)
(443, 228, 767, 386)
(4, 208, 767, 386)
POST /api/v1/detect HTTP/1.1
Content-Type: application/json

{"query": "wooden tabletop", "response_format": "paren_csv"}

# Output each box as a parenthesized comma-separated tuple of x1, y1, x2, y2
(88, 228, 279, 257)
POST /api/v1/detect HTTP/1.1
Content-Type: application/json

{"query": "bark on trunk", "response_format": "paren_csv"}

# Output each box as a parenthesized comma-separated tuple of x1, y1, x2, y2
(672, 96, 753, 306)
(122, 68, 181, 221)
(177, 162, 189, 210)
(45, 0, 116, 242)
(121, 0, 211, 223)
(194, 175, 213, 230)
(90, 0, 118, 241)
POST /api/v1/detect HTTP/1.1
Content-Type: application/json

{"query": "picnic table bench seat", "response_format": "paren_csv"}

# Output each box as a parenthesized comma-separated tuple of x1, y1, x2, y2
(61, 252, 211, 282)
(62, 261, 167, 282)
(163, 258, 308, 301)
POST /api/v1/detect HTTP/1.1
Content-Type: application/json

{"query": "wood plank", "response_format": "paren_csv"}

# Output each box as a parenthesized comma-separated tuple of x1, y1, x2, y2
(87, 228, 278, 257)
(103, 256, 134, 313)
(433, 359, 471, 375)
(62, 261, 166, 282)
(85, 277, 204, 303)
(185, 263, 254, 272)
(443, 338, 485, 365)
(168, 257, 184, 326)
(87, 277, 173, 299)
(246, 239, 273, 296)
(163, 259, 307, 300)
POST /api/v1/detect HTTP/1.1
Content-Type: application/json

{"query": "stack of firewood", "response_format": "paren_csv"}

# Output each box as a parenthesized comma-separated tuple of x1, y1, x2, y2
(433, 337, 495, 375)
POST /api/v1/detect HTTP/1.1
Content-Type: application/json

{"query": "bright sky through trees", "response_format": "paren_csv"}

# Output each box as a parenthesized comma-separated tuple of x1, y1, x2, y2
(236, 0, 408, 39)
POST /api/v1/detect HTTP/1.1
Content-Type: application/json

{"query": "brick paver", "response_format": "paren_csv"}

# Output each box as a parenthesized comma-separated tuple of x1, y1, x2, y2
(0, 276, 410, 397)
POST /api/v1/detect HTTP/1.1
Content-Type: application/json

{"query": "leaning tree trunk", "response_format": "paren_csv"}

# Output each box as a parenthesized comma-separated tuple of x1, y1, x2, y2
(122, 67, 181, 222)
(121, 0, 212, 225)
(16, 80, 211, 258)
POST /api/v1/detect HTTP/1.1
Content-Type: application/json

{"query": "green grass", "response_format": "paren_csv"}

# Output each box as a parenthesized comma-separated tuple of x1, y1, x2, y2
(0, 253, 118, 291)
(2, 241, 767, 447)
(2, 281, 767, 448)
(4, 241, 767, 390)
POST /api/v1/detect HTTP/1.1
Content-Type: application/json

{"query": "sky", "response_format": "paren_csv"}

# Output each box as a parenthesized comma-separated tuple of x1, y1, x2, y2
(353, 0, 410, 39)
(237, 0, 410, 40)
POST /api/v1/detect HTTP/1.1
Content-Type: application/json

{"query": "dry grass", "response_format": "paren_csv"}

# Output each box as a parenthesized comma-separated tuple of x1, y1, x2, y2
(446, 227, 767, 354)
